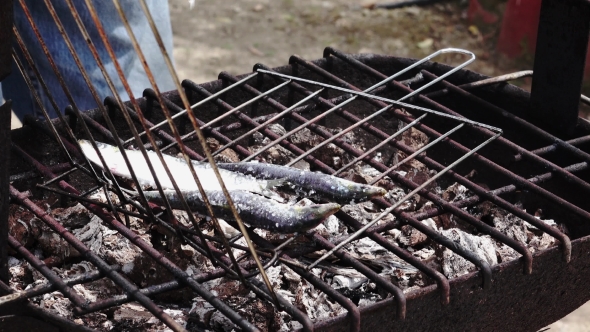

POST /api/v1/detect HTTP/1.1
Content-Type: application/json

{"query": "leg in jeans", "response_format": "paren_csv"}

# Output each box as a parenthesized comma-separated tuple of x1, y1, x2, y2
(2, 0, 175, 121)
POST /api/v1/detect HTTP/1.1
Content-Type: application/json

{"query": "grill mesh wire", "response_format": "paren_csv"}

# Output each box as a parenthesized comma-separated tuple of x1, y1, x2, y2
(3, 1, 590, 331)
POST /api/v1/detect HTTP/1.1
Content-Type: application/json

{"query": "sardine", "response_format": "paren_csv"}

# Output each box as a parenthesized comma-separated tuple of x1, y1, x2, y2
(78, 140, 282, 197)
(143, 190, 341, 233)
(217, 162, 387, 204)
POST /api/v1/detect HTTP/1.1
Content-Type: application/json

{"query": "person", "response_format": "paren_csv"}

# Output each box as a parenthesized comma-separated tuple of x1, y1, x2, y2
(0, 0, 176, 121)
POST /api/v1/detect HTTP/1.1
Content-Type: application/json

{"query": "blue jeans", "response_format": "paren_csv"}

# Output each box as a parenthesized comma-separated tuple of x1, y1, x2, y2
(0, 0, 175, 121)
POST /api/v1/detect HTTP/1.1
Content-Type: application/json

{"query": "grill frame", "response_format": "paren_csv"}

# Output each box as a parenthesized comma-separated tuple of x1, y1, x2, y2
(4, 51, 590, 331)
(2, 0, 590, 329)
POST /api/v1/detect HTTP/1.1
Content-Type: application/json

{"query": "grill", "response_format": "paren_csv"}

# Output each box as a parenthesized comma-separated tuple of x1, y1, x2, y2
(1, 0, 590, 331)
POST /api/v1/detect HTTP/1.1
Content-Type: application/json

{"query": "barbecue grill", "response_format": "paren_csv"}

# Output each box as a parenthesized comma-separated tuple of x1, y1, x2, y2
(1, 0, 590, 331)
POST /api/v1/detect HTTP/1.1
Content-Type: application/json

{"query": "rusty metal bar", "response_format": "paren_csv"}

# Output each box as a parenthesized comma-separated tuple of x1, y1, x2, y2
(0, 265, 120, 308)
(0, 100, 9, 283)
(129, 0, 277, 307)
(262, 57, 572, 262)
(13, 140, 256, 331)
(189, 74, 497, 289)
(424, 70, 533, 99)
(7, 235, 89, 309)
(421, 70, 590, 177)
(8, 181, 185, 332)
(514, 134, 590, 161)
(0, 0, 12, 81)
(129, 72, 258, 143)
(322, 49, 590, 222)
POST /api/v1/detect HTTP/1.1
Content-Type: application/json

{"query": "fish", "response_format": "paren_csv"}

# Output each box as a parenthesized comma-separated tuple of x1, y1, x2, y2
(143, 190, 341, 233)
(78, 140, 283, 197)
(217, 162, 387, 204)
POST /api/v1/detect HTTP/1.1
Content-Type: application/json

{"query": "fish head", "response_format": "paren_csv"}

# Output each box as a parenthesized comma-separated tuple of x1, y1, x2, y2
(289, 203, 341, 232)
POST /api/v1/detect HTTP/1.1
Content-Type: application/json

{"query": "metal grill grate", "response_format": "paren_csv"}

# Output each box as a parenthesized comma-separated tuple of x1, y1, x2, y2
(3, 1, 590, 331)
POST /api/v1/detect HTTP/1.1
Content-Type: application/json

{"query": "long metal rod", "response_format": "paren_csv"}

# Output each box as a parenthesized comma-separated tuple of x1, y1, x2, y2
(7, 235, 89, 309)
(161, 79, 293, 151)
(0, 265, 121, 308)
(241, 48, 476, 162)
(333, 113, 428, 175)
(134, 0, 278, 315)
(257, 69, 502, 133)
(212, 88, 325, 156)
(308, 132, 501, 270)
(8, 182, 185, 331)
(369, 123, 464, 184)
(0, 100, 9, 283)
(317, 50, 572, 260)
(127, 72, 259, 144)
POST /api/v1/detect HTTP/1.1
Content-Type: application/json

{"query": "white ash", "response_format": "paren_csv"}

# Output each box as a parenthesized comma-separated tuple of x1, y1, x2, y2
(250, 125, 296, 165)
(52, 203, 92, 228)
(437, 228, 498, 279)
(10, 128, 567, 332)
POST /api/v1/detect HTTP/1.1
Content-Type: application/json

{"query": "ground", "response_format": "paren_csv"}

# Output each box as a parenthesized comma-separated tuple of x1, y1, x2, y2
(171, 0, 524, 84)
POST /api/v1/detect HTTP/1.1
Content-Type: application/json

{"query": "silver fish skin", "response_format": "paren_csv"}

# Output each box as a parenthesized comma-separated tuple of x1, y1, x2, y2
(78, 140, 282, 196)
(217, 162, 387, 204)
(143, 190, 341, 233)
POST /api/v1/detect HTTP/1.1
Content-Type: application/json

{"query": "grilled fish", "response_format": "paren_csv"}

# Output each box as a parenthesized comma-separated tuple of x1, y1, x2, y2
(218, 162, 387, 204)
(78, 140, 282, 197)
(143, 190, 341, 233)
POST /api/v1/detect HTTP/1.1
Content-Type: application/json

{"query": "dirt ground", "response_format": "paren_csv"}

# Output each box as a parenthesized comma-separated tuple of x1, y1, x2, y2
(170, 0, 520, 84)
(168, 0, 589, 330)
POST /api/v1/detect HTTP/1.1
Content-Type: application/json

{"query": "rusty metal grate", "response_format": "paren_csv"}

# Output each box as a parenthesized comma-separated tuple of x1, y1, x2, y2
(2, 0, 590, 331)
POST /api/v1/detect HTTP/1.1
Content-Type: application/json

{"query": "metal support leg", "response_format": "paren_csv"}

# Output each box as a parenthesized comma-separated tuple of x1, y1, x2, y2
(530, 0, 590, 134)
(0, 0, 13, 81)
(0, 100, 10, 283)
